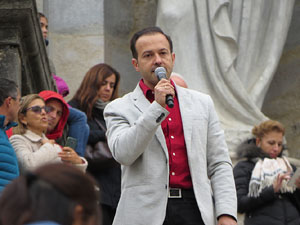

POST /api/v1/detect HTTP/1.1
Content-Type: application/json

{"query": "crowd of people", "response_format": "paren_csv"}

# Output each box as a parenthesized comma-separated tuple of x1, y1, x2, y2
(0, 12, 299, 225)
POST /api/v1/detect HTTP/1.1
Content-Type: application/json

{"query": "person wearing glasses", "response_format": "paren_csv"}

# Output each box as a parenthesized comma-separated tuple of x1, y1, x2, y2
(0, 78, 20, 192)
(9, 94, 87, 174)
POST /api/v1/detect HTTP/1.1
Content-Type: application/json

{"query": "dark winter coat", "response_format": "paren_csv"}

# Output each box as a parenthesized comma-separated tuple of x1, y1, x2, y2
(68, 99, 120, 208)
(233, 139, 300, 225)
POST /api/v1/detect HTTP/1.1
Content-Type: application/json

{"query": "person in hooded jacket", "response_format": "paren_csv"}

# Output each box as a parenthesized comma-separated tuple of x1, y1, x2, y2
(38, 90, 88, 157)
(39, 91, 69, 142)
(233, 120, 300, 225)
(68, 63, 121, 225)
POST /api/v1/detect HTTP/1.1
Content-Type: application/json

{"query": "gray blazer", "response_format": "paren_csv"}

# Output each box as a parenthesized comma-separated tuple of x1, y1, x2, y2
(104, 84, 237, 225)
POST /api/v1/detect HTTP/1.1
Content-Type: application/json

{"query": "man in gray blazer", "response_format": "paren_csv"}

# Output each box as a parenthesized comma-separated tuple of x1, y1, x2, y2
(104, 27, 237, 225)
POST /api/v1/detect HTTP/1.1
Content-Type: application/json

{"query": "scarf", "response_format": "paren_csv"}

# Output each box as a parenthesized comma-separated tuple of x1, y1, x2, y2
(94, 99, 110, 110)
(248, 156, 296, 197)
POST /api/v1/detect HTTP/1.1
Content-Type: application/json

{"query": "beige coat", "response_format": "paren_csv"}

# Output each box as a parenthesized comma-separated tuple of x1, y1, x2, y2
(10, 130, 87, 173)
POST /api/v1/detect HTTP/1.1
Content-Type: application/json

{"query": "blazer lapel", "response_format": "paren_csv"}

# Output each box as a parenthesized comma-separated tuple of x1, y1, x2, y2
(131, 85, 150, 113)
(131, 84, 169, 158)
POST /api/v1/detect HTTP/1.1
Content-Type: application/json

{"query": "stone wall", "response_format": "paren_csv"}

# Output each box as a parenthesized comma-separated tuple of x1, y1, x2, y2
(262, 1, 300, 157)
(37, 0, 104, 100)
(104, 0, 157, 95)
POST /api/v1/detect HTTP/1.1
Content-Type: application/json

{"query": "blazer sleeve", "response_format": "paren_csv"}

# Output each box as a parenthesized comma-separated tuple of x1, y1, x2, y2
(233, 160, 278, 213)
(104, 99, 169, 166)
(204, 96, 237, 220)
(10, 135, 61, 171)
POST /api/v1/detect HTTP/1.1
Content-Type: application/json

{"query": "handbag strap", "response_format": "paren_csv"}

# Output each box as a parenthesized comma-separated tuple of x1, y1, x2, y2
(94, 118, 107, 131)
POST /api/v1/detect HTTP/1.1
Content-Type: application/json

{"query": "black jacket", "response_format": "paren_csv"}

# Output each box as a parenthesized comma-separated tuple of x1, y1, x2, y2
(233, 139, 300, 225)
(68, 99, 121, 208)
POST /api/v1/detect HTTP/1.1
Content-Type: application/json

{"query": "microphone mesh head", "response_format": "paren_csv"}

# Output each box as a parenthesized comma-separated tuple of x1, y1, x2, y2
(155, 67, 167, 80)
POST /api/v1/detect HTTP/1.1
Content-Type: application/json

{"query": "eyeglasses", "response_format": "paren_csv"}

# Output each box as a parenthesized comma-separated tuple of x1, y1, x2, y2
(23, 105, 51, 114)
(46, 106, 63, 117)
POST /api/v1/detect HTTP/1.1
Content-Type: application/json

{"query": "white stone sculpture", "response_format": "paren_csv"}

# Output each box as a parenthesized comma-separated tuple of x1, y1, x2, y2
(157, 0, 295, 153)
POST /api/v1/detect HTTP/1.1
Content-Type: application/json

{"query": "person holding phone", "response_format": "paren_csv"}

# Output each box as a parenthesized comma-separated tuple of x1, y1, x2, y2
(233, 120, 300, 225)
(9, 94, 87, 173)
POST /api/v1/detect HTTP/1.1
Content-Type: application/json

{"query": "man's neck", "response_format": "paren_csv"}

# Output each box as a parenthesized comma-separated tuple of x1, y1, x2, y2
(0, 108, 9, 127)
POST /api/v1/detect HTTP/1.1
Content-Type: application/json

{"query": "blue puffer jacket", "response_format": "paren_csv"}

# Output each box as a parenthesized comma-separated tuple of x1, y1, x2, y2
(0, 115, 19, 192)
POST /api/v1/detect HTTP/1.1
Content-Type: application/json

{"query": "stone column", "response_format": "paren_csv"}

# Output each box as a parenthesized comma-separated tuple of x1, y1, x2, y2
(0, 0, 56, 95)
(104, 0, 157, 95)
(41, 0, 104, 100)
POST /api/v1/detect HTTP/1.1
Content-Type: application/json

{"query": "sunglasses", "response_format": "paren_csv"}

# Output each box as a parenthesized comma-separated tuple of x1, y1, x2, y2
(23, 105, 51, 114)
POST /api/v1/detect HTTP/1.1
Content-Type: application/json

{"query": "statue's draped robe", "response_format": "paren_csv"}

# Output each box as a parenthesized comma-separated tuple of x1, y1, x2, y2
(157, 0, 295, 151)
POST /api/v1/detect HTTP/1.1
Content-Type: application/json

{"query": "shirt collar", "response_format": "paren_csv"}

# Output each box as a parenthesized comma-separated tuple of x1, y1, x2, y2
(138, 79, 177, 102)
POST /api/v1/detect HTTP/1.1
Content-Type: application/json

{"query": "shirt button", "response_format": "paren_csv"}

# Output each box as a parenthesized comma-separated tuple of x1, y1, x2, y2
(171, 172, 175, 176)
(168, 118, 172, 121)
(171, 136, 174, 139)
(173, 153, 176, 156)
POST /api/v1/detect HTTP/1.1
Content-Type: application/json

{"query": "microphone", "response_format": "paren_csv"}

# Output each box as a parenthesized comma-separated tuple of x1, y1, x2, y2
(154, 67, 174, 108)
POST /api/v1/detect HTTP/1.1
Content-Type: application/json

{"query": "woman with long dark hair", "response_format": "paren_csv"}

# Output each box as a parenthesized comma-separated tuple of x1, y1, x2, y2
(69, 63, 121, 225)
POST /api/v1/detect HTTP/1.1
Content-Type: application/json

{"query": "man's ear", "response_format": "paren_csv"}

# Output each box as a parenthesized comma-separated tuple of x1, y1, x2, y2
(132, 58, 139, 72)
(4, 97, 12, 108)
(171, 52, 175, 67)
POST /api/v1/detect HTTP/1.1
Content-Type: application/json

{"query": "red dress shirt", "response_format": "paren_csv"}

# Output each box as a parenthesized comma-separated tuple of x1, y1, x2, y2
(139, 79, 192, 189)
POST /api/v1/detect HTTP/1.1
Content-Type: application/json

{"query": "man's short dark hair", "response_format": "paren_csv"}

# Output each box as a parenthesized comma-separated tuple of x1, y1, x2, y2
(38, 12, 47, 20)
(130, 26, 173, 59)
(0, 78, 18, 106)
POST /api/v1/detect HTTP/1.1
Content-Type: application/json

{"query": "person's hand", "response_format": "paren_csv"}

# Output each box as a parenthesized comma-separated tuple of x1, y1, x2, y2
(217, 215, 237, 225)
(154, 79, 174, 108)
(273, 173, 291, 193)
(59, 147, 82, 164)
(40, 139, 55, 145)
